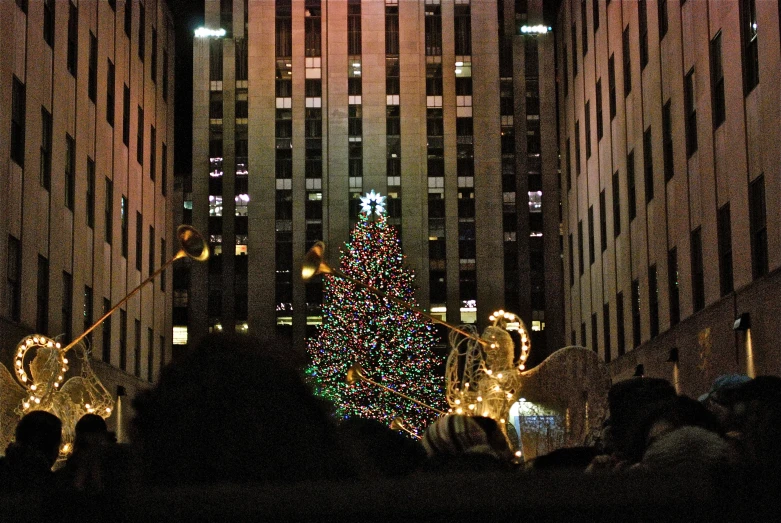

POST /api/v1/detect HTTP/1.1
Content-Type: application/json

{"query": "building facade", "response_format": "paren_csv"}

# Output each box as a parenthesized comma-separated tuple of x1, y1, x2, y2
(558, 0, 781, 391)
(182, 0, 563, 360)
(0, 0, 176, 429)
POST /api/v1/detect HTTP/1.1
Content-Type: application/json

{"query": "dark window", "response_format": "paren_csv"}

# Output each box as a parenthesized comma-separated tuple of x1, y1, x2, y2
(124, 0, 132, 37)
(161, 143, 168, 195)
(749, 175, 768, 278)
(569, 233, 575, 286)
(120, 309, 127, 371)
(684, 68, 698, 156)
(385, 4, 399, 55)
(659, 0, 668, 38)
(603, 303, 611, 362)
(691, 227, 705, 312)
(740, 0, 759, 94)
(65, 134, 75, 210)
(616, 292, 625, 356)
(107, 60, 115, 126)
(591, 313, 598, 352)
(136, 212, 143, 271)
(42, 0, 55, 46)
(162, 51, 169, 101)
(454, 4, 471, 56)
(575, 120, 581, 175)
(649, 265, 658, 338)
(596, 79, 603, 140)
(623, 26, 631, 96)
(62, 271, 73, 343)
(668, 247, 680, 326)
(121, 196, 128, 257)
(11, 77, 25, 167)
(304, 1, 322, 57)
(608, 54, 616, 118)
(566, 138, 572, 190)
(160, 237, 167, 290)
(87, 157, 95, 228)
(643, 127, 653, 203)
(67, 2, 78, 76)
(581, 0, 588, 55)
(585, 101, 591, 158)
(151, 28, 158, 83)
(123, 85, 130, 146)
(639, 0, 648, 69)
(425, 4, 442, 55)
(89, 32, 98, 102)
(717, 203, 733, 296)
(138, 3, 145, 60)
(578, 220, 584, 275)
(221, 0, 233, 33)
(588, 206, 595, 265)
(663, 100, 673, 182)
(599, 190, 607, 252)
(571, 24, 578, 76)
(137, 106, 144, 164)
(102, 298, 111, 363)
(581, 322, 587, 348)
(37, 255, 49, 334)
(276, 0, 292, 57)
(40, 107, 52, 189)
(711, 32, 725, 128)
(134, 319, 141, 377)
(612, 170, 621, 237)
(593, 0, 599, 31)
(7, 235, 21, 322)
(105, 178, 113, 245)
(627, 151, 636, 221)
(150, 126, 156, 180)
(83, 285, 93, 341)
(210, 40, 223, 81)
(632, 279, 641, 348)
(147, 327, 154, 381)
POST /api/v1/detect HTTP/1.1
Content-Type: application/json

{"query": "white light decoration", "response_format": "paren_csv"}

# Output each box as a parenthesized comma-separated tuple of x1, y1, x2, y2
(520, 25, 552, 35)
(0, 334, 115, 461)
(194, 27, 227, 38)
(359, 190, 386, 217)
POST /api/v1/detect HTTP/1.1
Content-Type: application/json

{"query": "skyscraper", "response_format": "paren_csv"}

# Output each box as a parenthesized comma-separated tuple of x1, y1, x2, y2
(558, 0, 781, 388)
(0, 0, 176, 410)
(182, 0, 563, 360)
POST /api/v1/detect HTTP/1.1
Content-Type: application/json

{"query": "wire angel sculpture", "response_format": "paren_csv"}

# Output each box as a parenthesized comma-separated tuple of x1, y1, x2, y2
(0, 334, 114, 460)
(445, 310, 530, 425)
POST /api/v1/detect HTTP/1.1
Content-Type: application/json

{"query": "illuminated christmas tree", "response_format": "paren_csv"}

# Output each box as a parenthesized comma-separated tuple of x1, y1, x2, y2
(306, 191, 445, 436)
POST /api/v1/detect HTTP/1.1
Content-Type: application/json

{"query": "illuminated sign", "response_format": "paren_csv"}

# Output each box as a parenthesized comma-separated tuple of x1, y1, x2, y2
(520, 25, 552, 35)
(195, 27, 227, 38)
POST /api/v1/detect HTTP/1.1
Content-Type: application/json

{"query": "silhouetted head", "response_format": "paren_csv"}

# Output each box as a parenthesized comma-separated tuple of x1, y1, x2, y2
(14, 410, 62, 467)
(73, 413, 110, 448)
(132, 333, 352, 484)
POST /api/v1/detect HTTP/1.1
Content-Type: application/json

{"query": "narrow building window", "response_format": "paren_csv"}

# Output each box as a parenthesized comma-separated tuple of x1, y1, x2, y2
(578, 220, 584, 275)
(585, 101, 591, 158)
(649, 265, 658, 338)
(627, 151, 636, 221)
(603, 303, 611, 362)
(136, 211, 143, 271)
(102, 298, 111, 363)
(623, 26, 631, 96)
(43, 0, 55, 47)
(639, 0, 648, 69)
(632, 279, 641, 348)
(612, 171, 621, 237)
(710, 32, 725, 128)
(668, 247, 680, 326)
(11, 77, 26, 167)
(608, 54, 616, 119)
(599, 190, 607, 252)
(717, 203, 733, 296)
(65, 134, 75, 210)
(123, 85, 130, 146)
(40, 107, 52, 189)
(684, 68, 698, 156)
(596, 79, 603, 140)
(749, 175, 767, 278)
(691, 227, 705, 312)
(643, 127, 653, 202)
(616, 292, 625, 356)
(588, 206, 595, 265)
(740, 0, 759, 94)
(663, 100, 673, 182)
(89, 32, 98, 102)
(137, 106, 144, 165)
(87, 157, 95, 228)
(67, 1, 78, 76)
(105, 178, 113, 245)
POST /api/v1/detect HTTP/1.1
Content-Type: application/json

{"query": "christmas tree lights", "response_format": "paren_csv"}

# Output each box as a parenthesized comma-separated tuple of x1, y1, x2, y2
(306, 201, 445, 436)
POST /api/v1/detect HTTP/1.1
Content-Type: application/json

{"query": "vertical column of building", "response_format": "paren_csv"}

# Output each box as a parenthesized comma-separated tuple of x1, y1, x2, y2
(471, 0, 503, 327)
(453, 1, 476, 324)
(302, 0, 324, 342)
(425, 1, 447, 325)
(273, 0, 294, 334)
(385, 2, 402, 233)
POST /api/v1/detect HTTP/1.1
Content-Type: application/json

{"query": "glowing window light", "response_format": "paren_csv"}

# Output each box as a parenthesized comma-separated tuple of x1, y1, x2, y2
(194, 27, 227, 38)
(520, 25, 552, 35)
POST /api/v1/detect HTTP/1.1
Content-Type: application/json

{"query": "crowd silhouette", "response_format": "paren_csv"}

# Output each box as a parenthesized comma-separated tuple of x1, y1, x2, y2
(1, 332, 780, 520)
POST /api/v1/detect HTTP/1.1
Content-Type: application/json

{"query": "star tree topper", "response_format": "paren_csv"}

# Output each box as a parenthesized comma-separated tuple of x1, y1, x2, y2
(360, 190, 386, 218)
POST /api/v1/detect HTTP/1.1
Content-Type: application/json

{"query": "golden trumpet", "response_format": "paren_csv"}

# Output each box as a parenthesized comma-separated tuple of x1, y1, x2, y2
(346, 363, 447, 415)
(303, 241, 487, 346)
(390, 416, 421, 439)
(62, 225, 209, 353)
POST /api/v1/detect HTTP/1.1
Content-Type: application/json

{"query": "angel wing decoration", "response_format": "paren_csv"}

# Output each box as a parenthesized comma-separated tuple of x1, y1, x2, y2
(0, 334, 114, 459)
